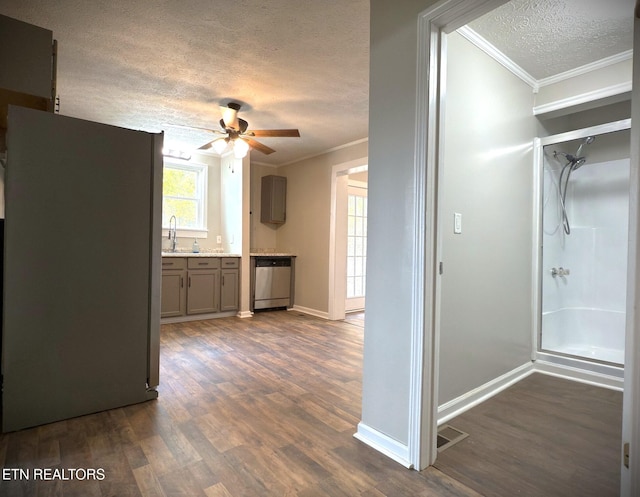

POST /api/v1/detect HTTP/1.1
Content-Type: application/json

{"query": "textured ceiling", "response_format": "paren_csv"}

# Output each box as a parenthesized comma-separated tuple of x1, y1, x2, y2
(469, 0, 634, 80)
(0, 1, 634, 165)
(1, 1, 370, 165)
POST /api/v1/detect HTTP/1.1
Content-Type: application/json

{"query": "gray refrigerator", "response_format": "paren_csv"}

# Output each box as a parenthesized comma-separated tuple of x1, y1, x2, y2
(2, 105, 162, 432)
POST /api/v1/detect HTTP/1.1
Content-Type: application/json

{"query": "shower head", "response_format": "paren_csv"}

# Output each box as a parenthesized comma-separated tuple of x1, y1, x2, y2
(575, 135, 595, 160)
(553, 150, 586, 170)
(572, 157, 587, 170)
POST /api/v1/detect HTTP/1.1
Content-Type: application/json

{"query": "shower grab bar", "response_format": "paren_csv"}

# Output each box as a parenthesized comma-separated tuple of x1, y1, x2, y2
(550, 267, 570, 277)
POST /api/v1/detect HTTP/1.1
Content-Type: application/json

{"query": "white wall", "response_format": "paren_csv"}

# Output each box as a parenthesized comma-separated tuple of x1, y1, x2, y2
(437, 31, 537, 405)
(362, 0, 440, 447)
(220, 154, 243, 255)
(534, 58, 632, 114)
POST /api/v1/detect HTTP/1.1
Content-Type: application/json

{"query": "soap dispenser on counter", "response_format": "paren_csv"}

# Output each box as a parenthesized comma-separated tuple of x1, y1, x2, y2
(192, 238, 200, 253)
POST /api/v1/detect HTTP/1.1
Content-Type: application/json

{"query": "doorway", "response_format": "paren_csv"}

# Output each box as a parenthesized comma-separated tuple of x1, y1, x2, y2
(329, 159, 368, 320)
(414, 0, 639, 492)
(345, 174, 368, 313)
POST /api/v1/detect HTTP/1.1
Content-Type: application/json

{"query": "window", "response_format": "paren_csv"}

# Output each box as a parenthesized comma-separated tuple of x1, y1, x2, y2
(162, 161, 207, 231)
(346, 188, 367, 299)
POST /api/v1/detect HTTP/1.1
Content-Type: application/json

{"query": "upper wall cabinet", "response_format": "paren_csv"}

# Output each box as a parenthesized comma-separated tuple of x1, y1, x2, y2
(0, 14, 56, 151)
(261, 175, 287, 225)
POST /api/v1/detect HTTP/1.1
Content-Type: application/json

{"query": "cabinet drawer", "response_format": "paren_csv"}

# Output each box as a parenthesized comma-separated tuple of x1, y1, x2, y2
(162, 257, 187, 269)
(188, 257, 220, 269)
(221, 257, 239, 269)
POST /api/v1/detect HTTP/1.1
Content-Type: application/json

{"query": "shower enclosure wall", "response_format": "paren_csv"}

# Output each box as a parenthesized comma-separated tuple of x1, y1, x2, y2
(537, 122, 630, 371)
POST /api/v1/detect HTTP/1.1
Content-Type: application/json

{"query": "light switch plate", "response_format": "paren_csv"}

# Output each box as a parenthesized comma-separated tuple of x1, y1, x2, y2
(454, 212, 462, 234)
(216, 235, 222, 244)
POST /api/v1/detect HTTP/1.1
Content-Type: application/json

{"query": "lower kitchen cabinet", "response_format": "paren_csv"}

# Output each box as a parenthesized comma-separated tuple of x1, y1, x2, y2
(161, 259, 187, 318)
(161, 256, 239, 319)
(161, 270, 186, 317)
(220, 268, 239, 311)
(187, 269, 219, 314)
(186, 256, 220, 315)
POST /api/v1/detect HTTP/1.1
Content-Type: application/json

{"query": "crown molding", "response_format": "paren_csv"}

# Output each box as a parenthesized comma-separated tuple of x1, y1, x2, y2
(456, 27, 632, 95)
(456, 26, 539, 91)
(537, 50, 633, 88)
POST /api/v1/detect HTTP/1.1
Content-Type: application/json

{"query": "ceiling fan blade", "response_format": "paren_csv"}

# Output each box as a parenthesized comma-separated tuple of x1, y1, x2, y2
(246, 129, 300, 138)
(246, 138, 276, 155)
(198, 141, 214, 150)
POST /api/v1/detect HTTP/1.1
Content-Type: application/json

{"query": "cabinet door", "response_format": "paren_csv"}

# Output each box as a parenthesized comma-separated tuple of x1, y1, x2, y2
(187, 269, 220, 314)
(261, 175, 287, 224)
(0, 15, 54, 99)
(161, 269, 186, 317)
(220, 269, 239, 311)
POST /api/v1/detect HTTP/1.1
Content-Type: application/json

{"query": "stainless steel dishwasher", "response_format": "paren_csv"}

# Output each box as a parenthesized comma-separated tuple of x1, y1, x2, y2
(253, 257, 293, 310)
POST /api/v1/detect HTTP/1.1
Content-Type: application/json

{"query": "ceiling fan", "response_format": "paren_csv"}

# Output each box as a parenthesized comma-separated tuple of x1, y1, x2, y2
(180, 102, 300, 158)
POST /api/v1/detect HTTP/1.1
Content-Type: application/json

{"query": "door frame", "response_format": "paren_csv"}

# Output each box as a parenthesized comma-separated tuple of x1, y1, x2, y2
(622, 6, 640, 494)
(328, 158, 368, 320)
(412, 0, 510, 469)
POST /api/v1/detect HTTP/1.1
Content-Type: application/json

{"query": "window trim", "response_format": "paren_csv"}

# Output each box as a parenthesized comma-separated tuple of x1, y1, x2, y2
(162, 159, 208, 236)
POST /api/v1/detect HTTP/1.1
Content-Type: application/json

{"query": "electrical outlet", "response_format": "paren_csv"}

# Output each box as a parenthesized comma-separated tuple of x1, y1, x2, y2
(216, 235, 222, 244)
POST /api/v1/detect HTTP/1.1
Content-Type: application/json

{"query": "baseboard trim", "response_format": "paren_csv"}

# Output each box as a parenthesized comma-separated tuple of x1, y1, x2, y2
(533, 359, 623, 391)
(236, 310, 253, 319)
(290, 305, 330, 320)
(437, 362, 534, 425)
(353, 423, 413, 469)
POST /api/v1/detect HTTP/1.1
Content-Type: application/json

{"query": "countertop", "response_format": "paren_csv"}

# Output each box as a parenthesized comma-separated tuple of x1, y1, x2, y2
(162, 252, 241, 258)
(162, 251, 295, 257)
(250, 253, 296, 257)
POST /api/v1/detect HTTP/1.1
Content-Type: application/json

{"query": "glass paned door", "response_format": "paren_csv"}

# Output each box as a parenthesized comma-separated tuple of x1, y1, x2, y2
(346, 186, 367, 311)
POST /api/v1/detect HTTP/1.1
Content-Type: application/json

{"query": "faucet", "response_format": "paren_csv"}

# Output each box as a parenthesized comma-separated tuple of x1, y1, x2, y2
(168, 215, 178, 252)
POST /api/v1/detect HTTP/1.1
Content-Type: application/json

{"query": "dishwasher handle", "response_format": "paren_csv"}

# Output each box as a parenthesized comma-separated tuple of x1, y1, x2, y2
(255, 258, 291, 267)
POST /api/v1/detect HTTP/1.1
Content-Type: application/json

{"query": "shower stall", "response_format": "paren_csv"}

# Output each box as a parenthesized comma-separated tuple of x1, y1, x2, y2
(535, 120, 630, 377)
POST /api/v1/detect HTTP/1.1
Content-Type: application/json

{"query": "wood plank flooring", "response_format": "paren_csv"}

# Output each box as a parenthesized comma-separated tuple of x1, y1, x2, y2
(0, 311, 480, 497)
(434, 373, 623, 497)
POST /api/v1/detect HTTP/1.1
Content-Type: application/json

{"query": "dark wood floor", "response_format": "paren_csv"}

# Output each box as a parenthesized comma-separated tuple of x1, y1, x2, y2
(0, 311, 623, 496)
(0, 311, 479, 497)
(434, 373, 623, 497)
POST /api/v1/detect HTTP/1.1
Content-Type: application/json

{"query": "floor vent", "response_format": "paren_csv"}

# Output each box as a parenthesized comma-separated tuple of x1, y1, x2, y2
(437, 424, 469, 452)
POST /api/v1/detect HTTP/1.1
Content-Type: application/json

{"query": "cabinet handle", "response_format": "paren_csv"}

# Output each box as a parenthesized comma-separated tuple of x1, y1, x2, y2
(180, 276, 184, 288)
(222, 276, 225, 286)
(198, 262, 208, 265)
(189, 276, 191, 287)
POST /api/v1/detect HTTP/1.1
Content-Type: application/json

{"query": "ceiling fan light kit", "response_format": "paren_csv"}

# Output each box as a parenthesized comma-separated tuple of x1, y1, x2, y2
(232, 137, 249, 158)
(210, 135, 250, 159)
(212, 137, 230, 155)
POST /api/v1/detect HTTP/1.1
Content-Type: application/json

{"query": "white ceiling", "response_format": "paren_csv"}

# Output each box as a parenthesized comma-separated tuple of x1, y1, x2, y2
(0, 0, 634, 165)
(469, 0, 634, 81)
